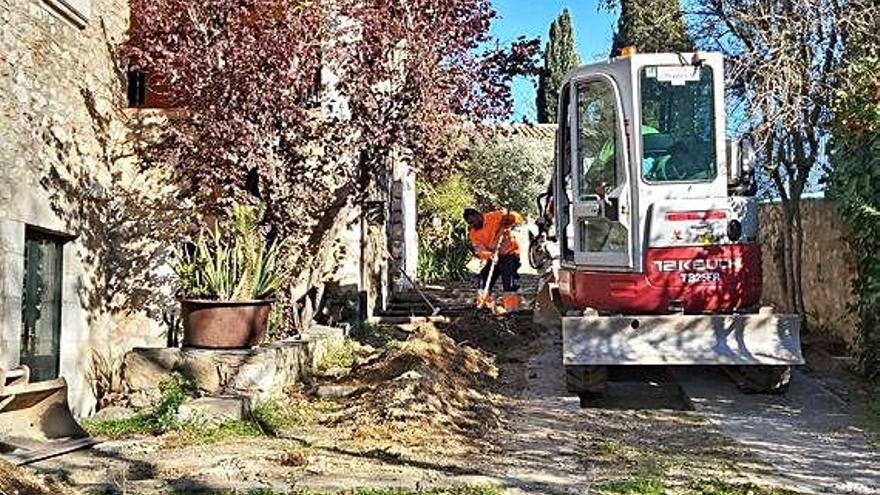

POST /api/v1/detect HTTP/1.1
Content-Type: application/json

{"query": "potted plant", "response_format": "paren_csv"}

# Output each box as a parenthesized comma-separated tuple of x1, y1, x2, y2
(175, 205, 283, 348)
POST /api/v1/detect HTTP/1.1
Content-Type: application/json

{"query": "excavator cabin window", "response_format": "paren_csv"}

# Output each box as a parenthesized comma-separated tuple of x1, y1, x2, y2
(640, 65, 717, 183)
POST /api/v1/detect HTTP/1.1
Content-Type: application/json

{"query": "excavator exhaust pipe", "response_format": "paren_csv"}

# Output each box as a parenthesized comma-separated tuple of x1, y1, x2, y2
(0, 366, 96, 465)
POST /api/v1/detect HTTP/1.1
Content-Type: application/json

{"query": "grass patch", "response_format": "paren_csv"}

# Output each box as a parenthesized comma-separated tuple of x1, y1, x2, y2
(691, 480, 802, 495)
(594, 439, 641, 461)
(595, 476, 665, 495)
(594, 478, 803, 495)
(85, 379, 326, 445)
(320, 339, 359, 370)
(84, 377, 188, 439)
(161, 420, 264, 449)
(352, 321, 406, 349)
(251, 397, 333, 435)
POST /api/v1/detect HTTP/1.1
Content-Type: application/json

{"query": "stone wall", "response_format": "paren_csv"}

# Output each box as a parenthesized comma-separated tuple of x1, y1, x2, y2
(388, 158, 418, 293)
(759, 199, 858, 348)
(0, 0, 173, 415)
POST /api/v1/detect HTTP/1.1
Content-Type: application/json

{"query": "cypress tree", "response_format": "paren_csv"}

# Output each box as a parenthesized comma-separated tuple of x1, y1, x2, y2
(536, 9, 580, 123)
(609, 0, 694, 56)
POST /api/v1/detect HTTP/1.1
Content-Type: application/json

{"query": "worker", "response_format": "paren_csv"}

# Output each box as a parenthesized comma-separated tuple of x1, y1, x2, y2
(463, 207, 525, 313)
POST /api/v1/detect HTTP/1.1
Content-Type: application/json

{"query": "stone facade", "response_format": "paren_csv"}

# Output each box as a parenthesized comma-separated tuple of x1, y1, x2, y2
(0, 0, 171, 415)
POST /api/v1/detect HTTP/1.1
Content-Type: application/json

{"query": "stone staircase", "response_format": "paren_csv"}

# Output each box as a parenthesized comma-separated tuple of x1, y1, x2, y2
(369, 290, 449, 327)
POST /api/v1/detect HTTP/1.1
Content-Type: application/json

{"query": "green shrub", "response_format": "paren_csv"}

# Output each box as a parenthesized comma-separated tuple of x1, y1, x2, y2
(462, 134, 553, 217)
(827, 55, 880, 379)
(417, 176, 475, 282)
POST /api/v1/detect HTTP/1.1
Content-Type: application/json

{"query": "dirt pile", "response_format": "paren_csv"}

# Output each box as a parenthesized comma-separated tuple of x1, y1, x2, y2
(0, 460, 74, 495)
(439, 311, 546, 358)
(324, 325, 503, 444)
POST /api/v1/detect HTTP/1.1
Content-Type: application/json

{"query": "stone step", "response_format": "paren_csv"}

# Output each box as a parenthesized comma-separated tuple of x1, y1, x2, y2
(378, 309, 434, 318)
(368, 315, 450, 325)
(391, 292, 435, 304)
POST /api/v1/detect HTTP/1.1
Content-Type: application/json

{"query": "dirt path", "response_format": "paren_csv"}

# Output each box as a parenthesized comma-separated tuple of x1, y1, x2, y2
(24, 300, 878, 494)
(480, 330, 593, 494)
(678, 366, 880, 495)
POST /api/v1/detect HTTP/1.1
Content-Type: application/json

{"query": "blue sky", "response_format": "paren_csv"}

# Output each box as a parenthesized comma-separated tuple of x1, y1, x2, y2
(490, 1, 617, 122)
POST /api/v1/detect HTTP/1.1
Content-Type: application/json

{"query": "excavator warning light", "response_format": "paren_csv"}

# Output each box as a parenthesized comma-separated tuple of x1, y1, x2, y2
(620, 46, 638, 57)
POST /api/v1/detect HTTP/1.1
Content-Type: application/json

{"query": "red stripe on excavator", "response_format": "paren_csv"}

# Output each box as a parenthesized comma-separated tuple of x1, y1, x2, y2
(665, 210, 728, 221)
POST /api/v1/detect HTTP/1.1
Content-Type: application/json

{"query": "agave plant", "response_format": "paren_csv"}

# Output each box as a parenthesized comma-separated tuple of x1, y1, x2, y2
(175, 205, 283, 301)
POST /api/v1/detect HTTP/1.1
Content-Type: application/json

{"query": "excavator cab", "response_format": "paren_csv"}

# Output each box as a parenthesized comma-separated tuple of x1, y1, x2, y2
(532, 52, 803, 395)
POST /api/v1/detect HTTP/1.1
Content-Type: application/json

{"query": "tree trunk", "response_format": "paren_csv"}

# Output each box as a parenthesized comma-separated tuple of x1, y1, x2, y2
(780, 200, 797, 313)
(793, 201, 807, 319)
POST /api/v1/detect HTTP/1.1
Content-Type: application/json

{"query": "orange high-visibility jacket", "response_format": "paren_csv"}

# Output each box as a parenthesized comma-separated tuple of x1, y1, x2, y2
(468, 210, 525, 257)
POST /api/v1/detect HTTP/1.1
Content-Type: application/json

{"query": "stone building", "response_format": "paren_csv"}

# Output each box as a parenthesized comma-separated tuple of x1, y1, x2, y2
(0, 0, 166, 415)
(0, 0, 419, 415)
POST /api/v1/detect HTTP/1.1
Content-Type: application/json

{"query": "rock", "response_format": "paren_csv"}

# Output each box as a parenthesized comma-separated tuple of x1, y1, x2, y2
(178, 352, 223, 394)
(91, 406, 136, 421)
(314, 385, 362, 399)
(121, 348, 182, 392)
(395, 370, 423, 381)
(127, 391, 156, 410)
(315, 367, 351, 380)
(177, 396, 250, 425)
(353, 353, 383, 368)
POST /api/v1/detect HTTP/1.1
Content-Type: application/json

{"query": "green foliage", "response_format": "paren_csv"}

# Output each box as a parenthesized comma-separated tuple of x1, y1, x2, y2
(319, 339, 359, 370)
(604, 0, 694, 56)
(351, 321, 404, 349)
(690, 480, 801, 495)
(250, 398, 314, 436)
(168, 420, 263, 447)
(84, 376, 289, 444)
(536, 9, 580, 123)
(417, 176, 475, 282)
(596, 476, 665, 495)
(827, 55, 880, 379)
(594, 477, 800, 495)
(84, 376, 189, 438)
(176, 204, 283, 301)
(463, 135, 553, 217)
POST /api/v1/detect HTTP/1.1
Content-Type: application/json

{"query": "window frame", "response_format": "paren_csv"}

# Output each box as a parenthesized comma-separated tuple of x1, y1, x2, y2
(638, 65, 718, 185)
(572, 75, 625, 202)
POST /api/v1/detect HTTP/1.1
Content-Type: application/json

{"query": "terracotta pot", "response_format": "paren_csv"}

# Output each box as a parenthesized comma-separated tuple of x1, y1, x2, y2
(180, 299, 273, 349)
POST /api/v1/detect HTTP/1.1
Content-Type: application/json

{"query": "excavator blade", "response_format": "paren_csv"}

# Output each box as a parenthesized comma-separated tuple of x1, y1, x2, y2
(532, 274, 562, 329)
(562, 310, 804, 366)
(0, 372, 96, 466)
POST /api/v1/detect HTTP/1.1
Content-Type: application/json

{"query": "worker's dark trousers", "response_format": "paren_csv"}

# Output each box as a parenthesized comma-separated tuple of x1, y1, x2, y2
(478, 254, 521, 293)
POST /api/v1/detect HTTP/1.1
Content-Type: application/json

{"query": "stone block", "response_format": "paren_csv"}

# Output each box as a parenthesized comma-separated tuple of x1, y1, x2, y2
(122, 336, 333, 403)
(315, 385, 362, 399)
(0, 220, 23, 256)
(178, 352, 223, 394)
(92, 406, 136, 421)
(121, 347, 182, 393)
(177, 396, 250, 425)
